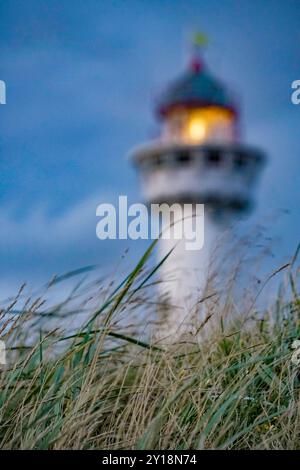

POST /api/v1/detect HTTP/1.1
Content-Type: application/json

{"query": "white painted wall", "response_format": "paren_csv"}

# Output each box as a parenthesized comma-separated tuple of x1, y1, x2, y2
(155, 205, 231, 340)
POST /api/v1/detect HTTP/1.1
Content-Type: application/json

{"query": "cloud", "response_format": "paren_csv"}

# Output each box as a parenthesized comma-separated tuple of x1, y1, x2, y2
(0, 193, 140, 290)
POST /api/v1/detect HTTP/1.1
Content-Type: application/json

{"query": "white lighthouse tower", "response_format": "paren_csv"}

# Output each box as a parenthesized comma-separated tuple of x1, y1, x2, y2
(130, 38, 265, 339)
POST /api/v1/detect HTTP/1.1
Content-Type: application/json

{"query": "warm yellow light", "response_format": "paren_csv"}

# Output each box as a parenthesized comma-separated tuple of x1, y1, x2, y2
(184, 107, 234, 144)
(187, 117, 206, 142)
(162, 106, 235, 144)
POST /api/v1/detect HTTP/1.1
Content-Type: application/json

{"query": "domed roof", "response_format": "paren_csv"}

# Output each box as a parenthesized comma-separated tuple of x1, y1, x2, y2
(156, 61, 237, 117)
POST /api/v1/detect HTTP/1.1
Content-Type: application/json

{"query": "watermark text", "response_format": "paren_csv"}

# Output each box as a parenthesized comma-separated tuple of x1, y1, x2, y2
(96, 196, 205, 251)
(0, 340, 6, 366)
(291, 80, 300, 105)
(0, 80, 6, 105)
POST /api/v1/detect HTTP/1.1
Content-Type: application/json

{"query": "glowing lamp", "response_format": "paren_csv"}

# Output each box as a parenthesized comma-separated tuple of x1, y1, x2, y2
(162, 106, 235, 144)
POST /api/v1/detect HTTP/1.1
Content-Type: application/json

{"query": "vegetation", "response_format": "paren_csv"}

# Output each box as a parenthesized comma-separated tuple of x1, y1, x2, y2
(0, 241, 300, 449)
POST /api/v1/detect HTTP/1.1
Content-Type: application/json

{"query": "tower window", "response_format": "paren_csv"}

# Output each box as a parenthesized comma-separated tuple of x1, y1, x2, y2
(234, 152, 247, 169)
(153, 155, 164, 167)
(174, 150, 192, 165)
(206, 149, 222, 166)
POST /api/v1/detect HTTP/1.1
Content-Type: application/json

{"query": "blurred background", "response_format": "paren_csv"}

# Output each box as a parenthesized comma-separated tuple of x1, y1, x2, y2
(0, 0, 299, 298)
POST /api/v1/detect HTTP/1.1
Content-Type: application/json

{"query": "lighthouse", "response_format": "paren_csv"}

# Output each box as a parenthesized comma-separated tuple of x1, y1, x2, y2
(130, 37, 265, 339)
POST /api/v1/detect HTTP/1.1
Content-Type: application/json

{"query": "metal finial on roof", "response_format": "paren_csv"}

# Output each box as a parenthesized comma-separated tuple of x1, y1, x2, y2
(190, 31, 209, 73)
(191, 31, 209, 47)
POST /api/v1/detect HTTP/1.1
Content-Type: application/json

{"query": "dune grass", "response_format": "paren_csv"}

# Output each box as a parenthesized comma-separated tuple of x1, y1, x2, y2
(0, 242, 300, 450)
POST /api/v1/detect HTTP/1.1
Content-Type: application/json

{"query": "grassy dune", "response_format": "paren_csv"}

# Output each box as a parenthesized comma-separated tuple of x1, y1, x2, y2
(0, 242, 300, 449)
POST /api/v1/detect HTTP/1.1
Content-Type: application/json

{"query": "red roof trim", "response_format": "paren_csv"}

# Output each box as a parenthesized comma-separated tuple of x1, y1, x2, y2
(157, 100, 239, 119)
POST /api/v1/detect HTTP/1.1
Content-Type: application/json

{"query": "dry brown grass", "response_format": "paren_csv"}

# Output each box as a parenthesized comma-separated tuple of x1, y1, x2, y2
(0, 242, 300, 449)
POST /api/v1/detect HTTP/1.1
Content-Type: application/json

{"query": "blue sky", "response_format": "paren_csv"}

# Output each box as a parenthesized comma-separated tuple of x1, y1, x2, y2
(0, 0, 299, 295)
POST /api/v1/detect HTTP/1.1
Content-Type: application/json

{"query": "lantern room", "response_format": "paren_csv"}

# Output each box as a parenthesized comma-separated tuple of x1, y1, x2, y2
(156, 52, 238, 146)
